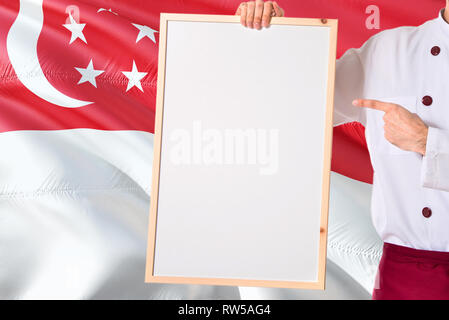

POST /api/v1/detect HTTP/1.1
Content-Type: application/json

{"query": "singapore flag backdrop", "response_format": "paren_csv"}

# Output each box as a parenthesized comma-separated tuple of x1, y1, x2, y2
(0, 0, 443, 299)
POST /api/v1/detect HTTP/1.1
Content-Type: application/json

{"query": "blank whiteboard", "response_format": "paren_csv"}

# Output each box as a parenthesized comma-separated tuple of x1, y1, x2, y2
(146, 14, 337, 290)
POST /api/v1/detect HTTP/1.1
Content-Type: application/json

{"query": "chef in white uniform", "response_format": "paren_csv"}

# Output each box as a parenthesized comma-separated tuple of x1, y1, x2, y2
(236, 0, 449, 299)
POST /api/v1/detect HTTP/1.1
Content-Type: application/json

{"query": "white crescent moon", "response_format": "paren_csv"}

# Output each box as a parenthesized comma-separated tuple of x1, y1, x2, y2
(6, 0, 92, 108)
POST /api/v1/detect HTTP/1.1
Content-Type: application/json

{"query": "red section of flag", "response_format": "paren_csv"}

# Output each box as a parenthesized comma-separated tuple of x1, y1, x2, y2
(0, 0, 444, 183)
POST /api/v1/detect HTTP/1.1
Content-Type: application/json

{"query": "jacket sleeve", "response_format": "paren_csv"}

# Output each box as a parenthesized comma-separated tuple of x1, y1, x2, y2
(421, 127, 449, 192)
(334, 38, 377, 126)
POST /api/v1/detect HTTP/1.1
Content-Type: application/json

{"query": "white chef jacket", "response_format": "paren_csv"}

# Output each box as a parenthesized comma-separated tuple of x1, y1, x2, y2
(335, 9, 449, 252)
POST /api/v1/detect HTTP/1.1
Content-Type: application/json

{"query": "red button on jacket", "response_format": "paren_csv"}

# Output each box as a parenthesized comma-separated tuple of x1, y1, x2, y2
(431, 46, 441, 56)
(422, 96, 433, 106)
(422, 207, 432, 218)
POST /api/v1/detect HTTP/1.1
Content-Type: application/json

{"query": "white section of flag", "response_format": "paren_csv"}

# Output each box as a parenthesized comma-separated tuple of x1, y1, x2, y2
(0, 129, 381, 299)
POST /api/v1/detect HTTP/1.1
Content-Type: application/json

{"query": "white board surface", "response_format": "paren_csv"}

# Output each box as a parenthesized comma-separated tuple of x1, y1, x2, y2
(147, 14, 337, 289)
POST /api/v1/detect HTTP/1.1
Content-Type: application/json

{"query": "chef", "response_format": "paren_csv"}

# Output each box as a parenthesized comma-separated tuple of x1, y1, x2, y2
(236, 0, 449, 300)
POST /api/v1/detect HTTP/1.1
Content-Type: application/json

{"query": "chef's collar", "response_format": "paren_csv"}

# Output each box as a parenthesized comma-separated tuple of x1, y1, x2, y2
(437, 8, 449, 37)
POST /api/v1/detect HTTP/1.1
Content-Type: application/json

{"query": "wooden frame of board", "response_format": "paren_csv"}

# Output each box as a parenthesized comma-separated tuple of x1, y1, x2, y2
(145, 13, 338, 290)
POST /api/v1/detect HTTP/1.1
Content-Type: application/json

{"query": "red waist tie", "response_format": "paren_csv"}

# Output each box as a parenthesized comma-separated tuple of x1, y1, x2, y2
(373, 242, 449, 300)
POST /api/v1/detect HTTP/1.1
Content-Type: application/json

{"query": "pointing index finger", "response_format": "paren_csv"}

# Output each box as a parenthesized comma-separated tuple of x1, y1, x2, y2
(352, 99, 394, 112)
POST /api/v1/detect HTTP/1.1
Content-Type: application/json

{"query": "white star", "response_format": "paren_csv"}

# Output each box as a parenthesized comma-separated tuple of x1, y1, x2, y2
(122, 60, 147, 92)
(97, 8, 118, 15)
(63, 12, 87, 44)
(132, 23, 158, 43)
(75, 59, 104, 88)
